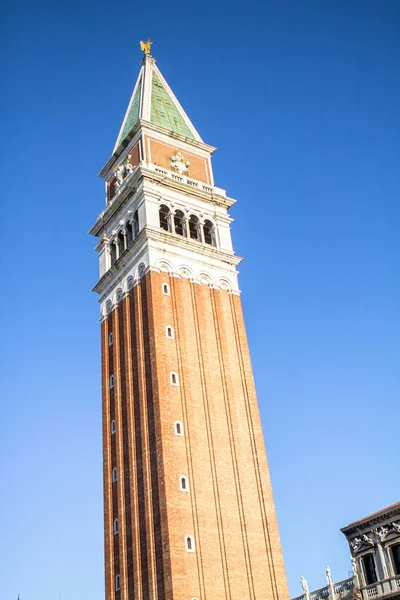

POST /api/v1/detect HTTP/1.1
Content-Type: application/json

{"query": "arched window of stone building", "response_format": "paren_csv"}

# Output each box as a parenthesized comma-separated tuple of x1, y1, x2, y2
(115, 574, 120, 591)
(189, 215, 201, 241)
(170, 372, 179, 386)
(174, 210, 186, 237)
(391, 544, 400, 575)
(159, 204, 171, 232)
(362, 554, 378, 585)
(174, 421, 184, 436)
(185, 534, 195, 552)
(203, 220, 216, 246)
(113, 518, 119, 535)
(179, 475, 189, 491)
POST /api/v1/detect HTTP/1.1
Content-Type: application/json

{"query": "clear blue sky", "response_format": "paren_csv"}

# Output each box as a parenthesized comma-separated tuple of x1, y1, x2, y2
(1, 1, 399, 599)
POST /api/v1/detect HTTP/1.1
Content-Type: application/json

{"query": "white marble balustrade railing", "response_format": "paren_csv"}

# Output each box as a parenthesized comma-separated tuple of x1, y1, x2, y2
(148, 163, 223, 195)
(293, 574, 400, 600)
(361, 575, 400, 600)
(292, 578, 354, 600)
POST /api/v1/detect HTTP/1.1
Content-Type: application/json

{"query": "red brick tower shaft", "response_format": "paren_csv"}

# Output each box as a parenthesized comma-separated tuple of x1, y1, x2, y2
(91, 47, 289, 600)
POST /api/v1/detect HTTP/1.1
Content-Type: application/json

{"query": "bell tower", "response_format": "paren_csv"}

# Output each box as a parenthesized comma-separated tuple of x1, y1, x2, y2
(91, 43, 289, 600)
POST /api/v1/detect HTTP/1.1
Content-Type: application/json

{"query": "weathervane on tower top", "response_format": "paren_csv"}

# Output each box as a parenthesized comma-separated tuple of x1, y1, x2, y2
(140, 39, 152, 55)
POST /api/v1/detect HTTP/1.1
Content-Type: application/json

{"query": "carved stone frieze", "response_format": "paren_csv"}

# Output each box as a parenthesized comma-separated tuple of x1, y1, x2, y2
(114, 154, 133, 186)
(372, 527, 388, 541)
(170, 150, 190, 175)
(362, 534, 374, 545)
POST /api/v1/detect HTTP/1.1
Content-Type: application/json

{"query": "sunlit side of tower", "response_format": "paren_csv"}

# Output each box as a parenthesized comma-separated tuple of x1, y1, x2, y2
(90, 44, 289, 600)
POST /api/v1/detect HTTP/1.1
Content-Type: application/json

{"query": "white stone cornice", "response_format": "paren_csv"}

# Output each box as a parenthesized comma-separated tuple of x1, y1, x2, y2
(89, 169, 142, 236)
(94, 223, 241, 308)
(140, 166, 235, 208)
(99, 127, 143, 179)
(99, 120, 216, 181)
(90, 165, 235, 239)
(139, 120, 216, 155)
(145, 225, 242, 266)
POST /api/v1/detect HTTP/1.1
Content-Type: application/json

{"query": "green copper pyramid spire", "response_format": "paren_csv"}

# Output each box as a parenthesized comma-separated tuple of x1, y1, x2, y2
(113, 52, 201, 152)
(115, 76, 142, 149)
(150, 73, 194, 139)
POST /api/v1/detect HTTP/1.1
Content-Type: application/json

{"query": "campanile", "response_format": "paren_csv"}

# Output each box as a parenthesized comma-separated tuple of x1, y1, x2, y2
(91, 42, 289, 600)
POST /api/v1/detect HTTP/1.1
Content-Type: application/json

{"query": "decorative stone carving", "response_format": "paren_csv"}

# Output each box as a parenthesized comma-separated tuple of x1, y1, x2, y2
(199, 272, 212, 285)
(170, 151, 190, 175)
(218, 278, 232, 290)
(179, 267, 192, 279)
(114, 155, 133, 186)
(300, 576, 310, 596)
(351, 557, 358, 576)
(362, 534, 374, 545)
(392, 522, 400, 533)
(372, 527, 388, 541)
(157, 260, 173, 273)
(326, 566, 333, 586)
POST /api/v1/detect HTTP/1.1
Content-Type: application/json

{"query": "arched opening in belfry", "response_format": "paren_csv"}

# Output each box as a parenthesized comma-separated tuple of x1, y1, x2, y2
(203, 219, 216, 246)
(117, 230, 125, 256)
(174, 210, 186, 237)
(110, 243, 117, 265)
(133, 210, 139, 237)
(126, 221, 133, 245)
(159, 204, 171, 232)
(189, 215, 201, 241)
(133, 210, 139, 238)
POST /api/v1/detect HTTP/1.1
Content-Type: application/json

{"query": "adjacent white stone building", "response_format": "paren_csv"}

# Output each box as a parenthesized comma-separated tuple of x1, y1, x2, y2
(293, 503, 400, 600)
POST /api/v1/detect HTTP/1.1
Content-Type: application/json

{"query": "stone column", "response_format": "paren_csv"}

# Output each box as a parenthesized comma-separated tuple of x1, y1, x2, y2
(376, 541, 390, 595)
(200, 220, 205, 243)
(105, 241, 111, 270)
(384, 545, 395, 577)
(122, 229, 127, 251)
(170, 211, 175, 234)
(377, 541, 389, 578)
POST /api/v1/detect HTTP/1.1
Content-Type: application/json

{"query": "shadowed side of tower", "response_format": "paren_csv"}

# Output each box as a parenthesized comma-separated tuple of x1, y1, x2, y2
(91, 46, 289, 600)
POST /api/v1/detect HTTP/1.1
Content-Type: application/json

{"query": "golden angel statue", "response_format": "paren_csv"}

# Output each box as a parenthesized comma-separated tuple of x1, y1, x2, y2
(140, 39, 152, 55)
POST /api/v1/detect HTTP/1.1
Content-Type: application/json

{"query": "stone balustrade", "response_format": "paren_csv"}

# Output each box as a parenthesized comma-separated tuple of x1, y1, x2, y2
(361, 575, 400, 599)
(293, 575, 400, 600)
